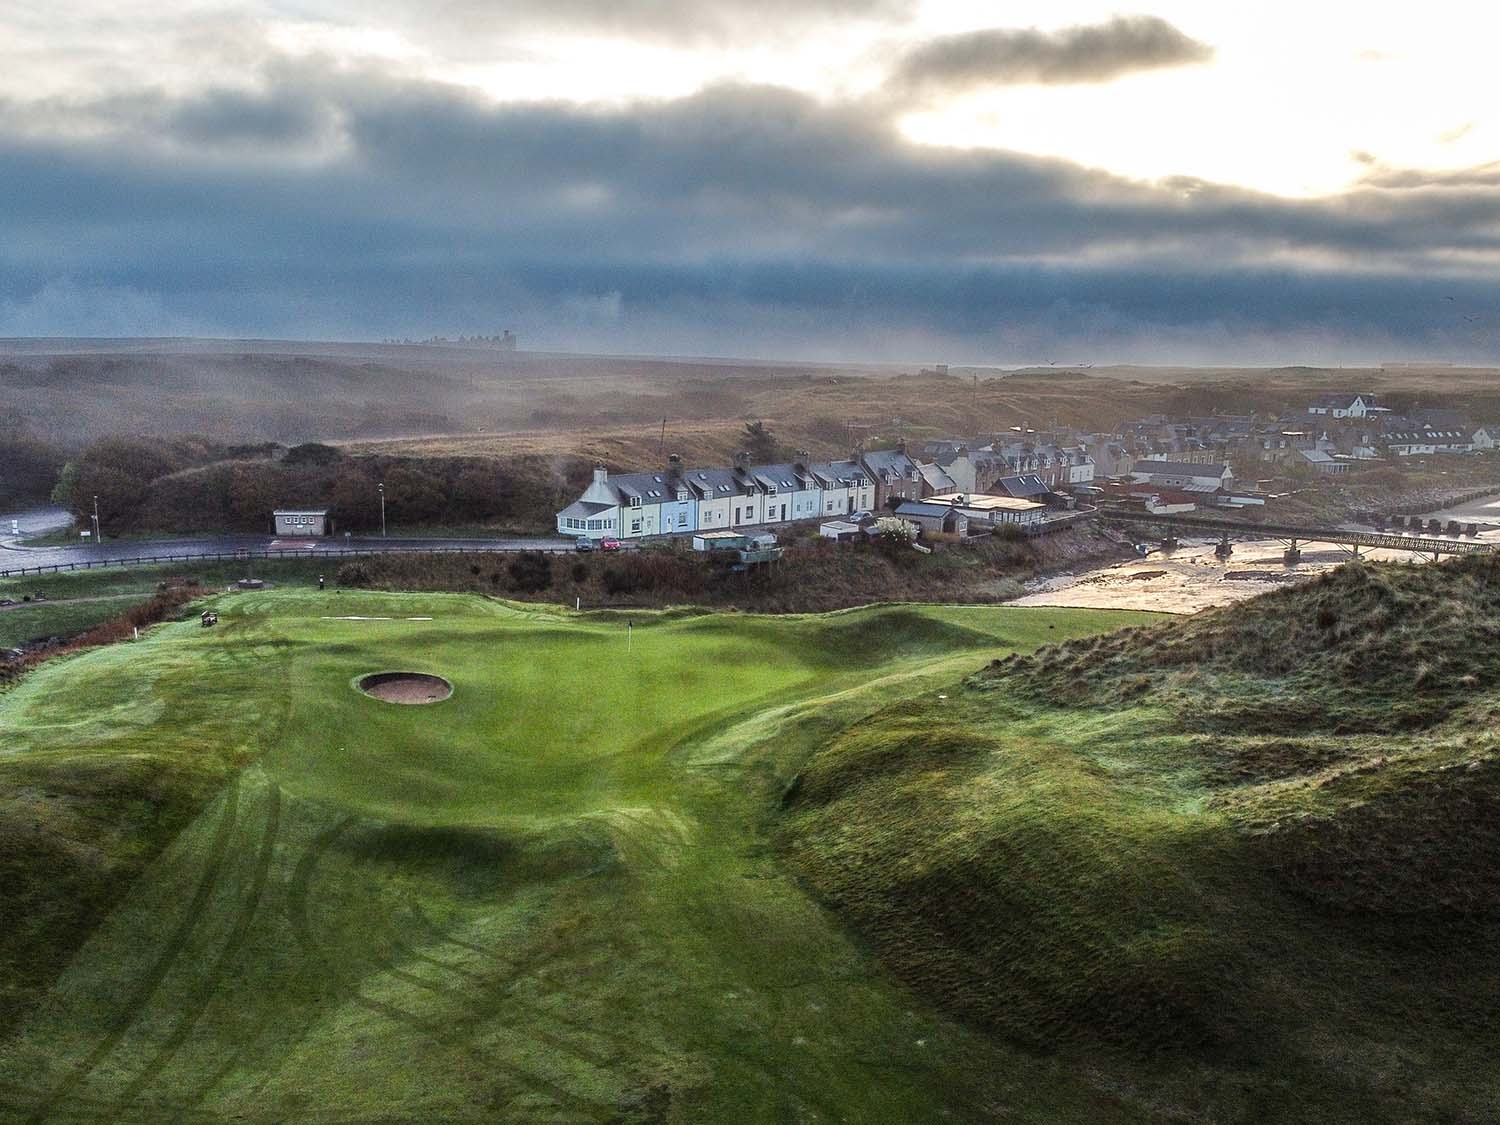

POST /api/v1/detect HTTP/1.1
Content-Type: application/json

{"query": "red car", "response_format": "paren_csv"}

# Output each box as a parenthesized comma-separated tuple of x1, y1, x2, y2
(600, 536, 623, 551)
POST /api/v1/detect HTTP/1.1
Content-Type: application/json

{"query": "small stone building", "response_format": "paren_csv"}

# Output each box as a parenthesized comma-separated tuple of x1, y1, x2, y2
(273, 509, 330, 537)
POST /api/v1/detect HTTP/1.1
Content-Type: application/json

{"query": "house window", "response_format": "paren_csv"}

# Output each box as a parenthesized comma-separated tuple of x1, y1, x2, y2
(631, 496, 642, 508)
(631, 520, 641, 533)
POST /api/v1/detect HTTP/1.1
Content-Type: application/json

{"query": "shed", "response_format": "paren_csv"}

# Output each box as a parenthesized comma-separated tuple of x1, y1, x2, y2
(692, 530, 748, 552)
(819, 520, 863, 541)
(894, 500, 970, 537)
(273, 509, 330, 537)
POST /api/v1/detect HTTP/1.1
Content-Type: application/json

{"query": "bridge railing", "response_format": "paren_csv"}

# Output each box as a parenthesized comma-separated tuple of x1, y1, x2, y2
(1097, 509, 1496, 556)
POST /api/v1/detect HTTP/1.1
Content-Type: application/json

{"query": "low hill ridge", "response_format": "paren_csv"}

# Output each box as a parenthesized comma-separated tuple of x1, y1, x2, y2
(779, 558, 1500, 1120)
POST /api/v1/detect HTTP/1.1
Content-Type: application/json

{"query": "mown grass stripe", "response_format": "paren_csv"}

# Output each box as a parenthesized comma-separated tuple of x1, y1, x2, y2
(106, 782, 283, 1113)
(24, 780, 242, 1125)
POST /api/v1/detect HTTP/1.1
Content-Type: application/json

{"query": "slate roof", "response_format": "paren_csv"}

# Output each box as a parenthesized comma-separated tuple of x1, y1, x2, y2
(862, 448, 920, 480)
(917, 462, 956, 492)
(1130, 460, 1230, 478)
(895, 501, 963, 520)
(997, 474, 1051, 498)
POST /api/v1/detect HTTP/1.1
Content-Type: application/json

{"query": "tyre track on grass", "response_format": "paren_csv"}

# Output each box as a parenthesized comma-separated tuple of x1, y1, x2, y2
(23, 780, 242, 1125)
(286, 816, 614, 1116)
(103, 782, 283, 1118)
(402, 908, 653, 1061)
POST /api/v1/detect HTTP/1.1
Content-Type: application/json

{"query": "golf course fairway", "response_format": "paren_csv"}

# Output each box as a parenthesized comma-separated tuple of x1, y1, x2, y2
(0, 589, 1153, 1122)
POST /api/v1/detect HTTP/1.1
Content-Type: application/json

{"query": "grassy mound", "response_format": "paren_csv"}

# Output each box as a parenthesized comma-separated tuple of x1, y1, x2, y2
(991, 555, 1500, 733)
(780, 557, 1500, 1120)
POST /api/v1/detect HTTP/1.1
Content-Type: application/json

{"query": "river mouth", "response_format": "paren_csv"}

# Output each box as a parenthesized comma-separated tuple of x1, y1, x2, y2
(356, 671, 453, 704)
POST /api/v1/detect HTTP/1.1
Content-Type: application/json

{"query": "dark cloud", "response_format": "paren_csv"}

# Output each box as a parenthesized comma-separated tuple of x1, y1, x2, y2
(166, 87, 334, 146)
(0, 62, 1497, 362)
(888, 15, 1213, 96)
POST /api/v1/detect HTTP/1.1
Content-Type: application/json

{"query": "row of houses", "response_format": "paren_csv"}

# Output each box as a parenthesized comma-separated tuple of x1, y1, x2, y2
(1101, 395, 1499, 469)
(556, 442, 1088, 541)
(558, 453, 880, 540)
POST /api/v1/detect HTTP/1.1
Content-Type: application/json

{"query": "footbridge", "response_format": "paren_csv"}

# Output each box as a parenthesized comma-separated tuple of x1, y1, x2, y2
(1096, 508, 1497, 563)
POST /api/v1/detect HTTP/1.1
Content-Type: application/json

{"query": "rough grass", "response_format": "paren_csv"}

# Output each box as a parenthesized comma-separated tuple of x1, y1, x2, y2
(989, 555, 1500, 733)
(0, 592, 1153, 1122)
(0, 596, 145, 650)
(779, 556, 1500, 1121)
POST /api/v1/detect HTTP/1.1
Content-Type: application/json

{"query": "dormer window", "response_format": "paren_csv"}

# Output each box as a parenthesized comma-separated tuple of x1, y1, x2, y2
(630, 496, 642, 508)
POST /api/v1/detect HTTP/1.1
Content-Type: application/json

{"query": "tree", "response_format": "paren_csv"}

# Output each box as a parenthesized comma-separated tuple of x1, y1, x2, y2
(382, 467, 447, 524)
(451, 467, 506, 521)
(742, 420, 779, 463)
(329, 469, 381, 531)
(226, 465, 285, 529)
(283, 442, 345, 467)
(0, 437, 66, 507)
(65, 437, 186, 533)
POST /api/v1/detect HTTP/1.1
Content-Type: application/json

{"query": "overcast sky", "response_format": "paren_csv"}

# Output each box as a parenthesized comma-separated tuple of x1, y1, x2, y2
(2, 1, 1498, 364)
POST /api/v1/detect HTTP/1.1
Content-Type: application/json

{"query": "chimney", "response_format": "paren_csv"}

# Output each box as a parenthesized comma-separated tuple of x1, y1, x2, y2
(592, 462, 608, 486)
(737, 450, 751, 467)
(794, 449, 809, 475)
(895, 437, 906, 455)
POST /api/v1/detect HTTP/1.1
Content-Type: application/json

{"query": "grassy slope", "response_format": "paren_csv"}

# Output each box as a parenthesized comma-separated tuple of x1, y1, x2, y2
(0, 591, 1150, 1122)
(780, 558, 1500, 1122)
(0, 597, 147, 649)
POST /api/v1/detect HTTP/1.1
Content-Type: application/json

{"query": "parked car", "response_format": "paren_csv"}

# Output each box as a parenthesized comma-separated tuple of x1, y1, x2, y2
(574, 537, 595, 552)
(600, 536, 623, 551)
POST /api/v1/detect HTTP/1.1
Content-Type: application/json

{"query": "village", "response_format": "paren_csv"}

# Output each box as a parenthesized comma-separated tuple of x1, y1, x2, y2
(551, 391, 1500, 552)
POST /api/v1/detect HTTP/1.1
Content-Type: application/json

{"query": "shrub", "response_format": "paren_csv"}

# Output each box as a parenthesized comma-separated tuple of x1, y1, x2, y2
(336, 562, 371, 587)
(507, 551, 552, 593)
(874, 517, 917, 546)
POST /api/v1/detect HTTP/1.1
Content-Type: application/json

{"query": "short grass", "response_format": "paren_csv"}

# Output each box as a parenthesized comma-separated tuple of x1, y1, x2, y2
(0, 591, 1151, 1122)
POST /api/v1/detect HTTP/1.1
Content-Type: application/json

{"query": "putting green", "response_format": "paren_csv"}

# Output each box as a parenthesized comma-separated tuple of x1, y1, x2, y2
(0, 590, 1154, 1122)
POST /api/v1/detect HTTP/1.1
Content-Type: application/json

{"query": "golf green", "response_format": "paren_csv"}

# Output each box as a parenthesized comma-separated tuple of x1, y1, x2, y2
(0, 589, 1153, 1122)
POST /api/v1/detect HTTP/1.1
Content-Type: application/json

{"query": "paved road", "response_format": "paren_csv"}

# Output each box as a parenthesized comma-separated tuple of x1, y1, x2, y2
(0, 506, 581, 575)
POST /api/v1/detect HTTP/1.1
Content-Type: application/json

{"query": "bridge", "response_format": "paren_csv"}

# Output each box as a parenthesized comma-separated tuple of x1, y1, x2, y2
(1096, 508, 1497, 563)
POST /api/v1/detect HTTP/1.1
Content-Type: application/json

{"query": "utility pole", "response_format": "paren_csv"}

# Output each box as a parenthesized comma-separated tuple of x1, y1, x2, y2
(91, 494, 101, 543)
(378, 481, 386, 538)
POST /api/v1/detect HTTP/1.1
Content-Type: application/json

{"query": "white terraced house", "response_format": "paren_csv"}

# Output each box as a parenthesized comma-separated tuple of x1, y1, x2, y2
(557, 453, 876, 540)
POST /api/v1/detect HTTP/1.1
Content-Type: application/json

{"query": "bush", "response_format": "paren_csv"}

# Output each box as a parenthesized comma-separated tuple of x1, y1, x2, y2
(874, 517, 917, 546)
(506, 551, 552, 594)
(336, 562, 371, 587)
(602, 564, 643, 596)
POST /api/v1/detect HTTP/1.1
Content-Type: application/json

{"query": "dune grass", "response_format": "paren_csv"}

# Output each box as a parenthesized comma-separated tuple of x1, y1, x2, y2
(780, 559, 1500, 1122)
(0, 590, 1151, 1122)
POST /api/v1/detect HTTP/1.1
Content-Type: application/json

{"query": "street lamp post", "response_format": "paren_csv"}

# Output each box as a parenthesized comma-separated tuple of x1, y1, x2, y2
(378, 482, 386, 538)
(91, 494, 101, 544)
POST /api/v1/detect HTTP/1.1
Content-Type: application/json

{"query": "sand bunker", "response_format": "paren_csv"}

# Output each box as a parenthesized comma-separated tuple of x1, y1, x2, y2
(356, 671, 453, 705)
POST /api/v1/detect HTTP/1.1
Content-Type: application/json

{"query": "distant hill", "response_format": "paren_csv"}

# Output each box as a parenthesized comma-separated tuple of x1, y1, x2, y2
(780, 557, 1500, 1120)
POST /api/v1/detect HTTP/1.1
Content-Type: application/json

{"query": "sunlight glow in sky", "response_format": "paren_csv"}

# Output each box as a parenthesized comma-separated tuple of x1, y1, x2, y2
(3, 0, 1499, 359)
(9, 0, 1495, 197)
